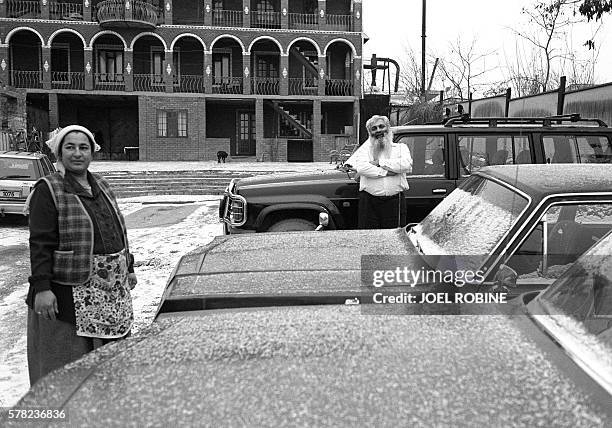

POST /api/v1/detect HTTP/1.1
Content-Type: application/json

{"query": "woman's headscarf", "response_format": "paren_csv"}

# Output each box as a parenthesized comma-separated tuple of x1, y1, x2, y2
(46, 125, 100, 175)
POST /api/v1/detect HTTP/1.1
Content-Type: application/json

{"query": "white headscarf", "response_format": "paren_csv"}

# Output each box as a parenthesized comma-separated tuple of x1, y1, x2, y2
(45, 125, 100, 175)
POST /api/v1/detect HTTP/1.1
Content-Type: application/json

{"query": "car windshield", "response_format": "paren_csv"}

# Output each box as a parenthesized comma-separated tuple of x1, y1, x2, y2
(0, 158, 37, 180)
(411, 175, 529, 258)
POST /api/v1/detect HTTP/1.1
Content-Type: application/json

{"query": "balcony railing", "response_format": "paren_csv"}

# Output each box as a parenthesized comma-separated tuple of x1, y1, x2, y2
(252, 77, 279, 95)
(174, 75, 206, 93)
(212, 9, 243, 27)
(94, 73, 125, 91)
(288, 78, 318, 95)
(325, 14, 353, 31)
(49, 1, 84, 20)
(326, 79, 353, 96)
(251, 11, 281, 29)
(212, 76, 243, 94)
(10, 70, 42, 88)
(288, 13, 318, 29)
(96, 0, 159, 28)
(133, 74, 165, 92)
(6, 0, 41, 18)
(51, 71, 85, 89)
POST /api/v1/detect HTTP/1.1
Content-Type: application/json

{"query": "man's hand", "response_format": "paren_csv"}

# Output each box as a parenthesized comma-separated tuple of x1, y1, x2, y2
(34, 290, 58, 321)
(381, 165, 398, 176)
(127, 273, 137, 290)
(369, 160, 379, 167)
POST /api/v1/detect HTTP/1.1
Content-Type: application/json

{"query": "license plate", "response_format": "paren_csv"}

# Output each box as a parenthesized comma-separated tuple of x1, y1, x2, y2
(2, 191, 20, 198)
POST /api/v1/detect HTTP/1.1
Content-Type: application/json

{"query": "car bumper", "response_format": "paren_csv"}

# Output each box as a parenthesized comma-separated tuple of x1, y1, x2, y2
(0, 201, 27, 216)
(223, 222, 256, 235)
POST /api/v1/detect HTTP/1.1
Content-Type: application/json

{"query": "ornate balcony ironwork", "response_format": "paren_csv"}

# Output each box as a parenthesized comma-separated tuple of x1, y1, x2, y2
(49, 1, 84, 21)
(251, 11, 281, 29)
(212, 9, 243, 27)
(288, 77, 318, 95)
(6, 0, 41, 19)
(288, 13, 318, 30)
(174, 75, 206, 93)
(325, 79, 354, 96)
(325, 14, 353, 31)
(252, 77, 280, 95)
(133, 74, 165, 92)
(10, 70, 42, 88)
(96, 0, 159, 29)
(94, 73, 125, 91)
(51, 71, 85, 89)
(212, 77, 243, 94)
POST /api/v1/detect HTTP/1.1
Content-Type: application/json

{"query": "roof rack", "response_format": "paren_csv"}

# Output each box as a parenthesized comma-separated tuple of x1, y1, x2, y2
(443, 113, 608, 128)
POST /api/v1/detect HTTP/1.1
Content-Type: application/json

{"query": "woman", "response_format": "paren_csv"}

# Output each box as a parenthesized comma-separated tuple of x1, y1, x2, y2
(25, 125, 137, 385)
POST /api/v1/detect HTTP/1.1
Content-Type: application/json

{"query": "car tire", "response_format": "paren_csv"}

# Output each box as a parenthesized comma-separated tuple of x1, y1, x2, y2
(267, 218, 317, 232)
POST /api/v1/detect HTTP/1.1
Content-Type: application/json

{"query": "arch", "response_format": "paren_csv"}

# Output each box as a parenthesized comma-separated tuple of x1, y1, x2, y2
(209, 34, 246, 53)
(5, 27, 45, 46)
(248, 36, 283, 54)
(89, 31, 128, 50)
(170, 33, 206, 51)
(286, 37, 321, 56)
(323, 38, 357, 57)
(129, 32, 168, 51)
(48, 29, 87, 48)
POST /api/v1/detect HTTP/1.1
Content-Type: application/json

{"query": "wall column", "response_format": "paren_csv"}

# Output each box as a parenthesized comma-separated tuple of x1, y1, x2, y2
(163, 0, 172, 24)
(242, 0, 250, 27)
(124, 50, 134, 91)
(255, 98, 264, 159)
(42, 47, 51, 90)
(84, 48, 93, 90)
(164, 50, 174, 93)
(204, 51, 212, 93)
(317, 55, 326, 96)
(242, 53, 251, 95)
(125, 0, 133, 20)
(281, 0, 288, 29)
(318, 0, 326, 30)
(41, 0, 49, 19)
(352, 0, 362, 32)
(0, 0, 7, 18)
(352, 56, 362, 97)
(280, 54, 288, 96)
(83, 0, 92, 21)
(353, 99, 360, 145)
(0, 45, 9, 85)
(48, 93, 59, 130)
(204, 1, 212, 26)
(313, 99, 322, 161)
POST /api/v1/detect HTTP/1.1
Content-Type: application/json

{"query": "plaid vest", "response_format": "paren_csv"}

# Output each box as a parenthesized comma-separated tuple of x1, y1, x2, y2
(40, 172, 130, 286)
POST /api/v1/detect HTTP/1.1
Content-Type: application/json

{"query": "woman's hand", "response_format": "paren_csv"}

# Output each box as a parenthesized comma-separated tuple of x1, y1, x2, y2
(127, 273, 137, 290)
(34, 290, 58, 321)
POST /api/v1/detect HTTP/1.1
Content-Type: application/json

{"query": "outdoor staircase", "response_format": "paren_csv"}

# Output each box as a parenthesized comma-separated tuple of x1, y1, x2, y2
(269, 101, 313, 138)
(290, 46, 319, 76)
(97, 170, 273, 197)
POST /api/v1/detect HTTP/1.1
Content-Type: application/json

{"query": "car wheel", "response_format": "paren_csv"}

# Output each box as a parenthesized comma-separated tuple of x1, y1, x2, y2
(267, 218, 317, 232)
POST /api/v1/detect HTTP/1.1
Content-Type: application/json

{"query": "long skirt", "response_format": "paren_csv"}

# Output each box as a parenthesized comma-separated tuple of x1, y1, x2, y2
(26, 308, 117, 386)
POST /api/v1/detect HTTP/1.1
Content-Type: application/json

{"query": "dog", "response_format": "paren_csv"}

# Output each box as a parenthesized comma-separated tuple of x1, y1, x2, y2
(217, 150, 228, 163)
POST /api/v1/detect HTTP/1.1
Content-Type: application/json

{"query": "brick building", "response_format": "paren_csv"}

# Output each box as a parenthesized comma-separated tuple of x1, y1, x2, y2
(0, 0, 363, 161)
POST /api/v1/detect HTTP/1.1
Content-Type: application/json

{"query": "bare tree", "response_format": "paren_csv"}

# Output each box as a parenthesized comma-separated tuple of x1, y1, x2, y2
(437, 37, 498, 100)
(398, 45, 439, 99)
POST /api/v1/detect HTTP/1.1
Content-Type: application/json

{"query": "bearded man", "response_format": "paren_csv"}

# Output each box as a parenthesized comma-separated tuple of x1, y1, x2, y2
(346, 115, 412, 228)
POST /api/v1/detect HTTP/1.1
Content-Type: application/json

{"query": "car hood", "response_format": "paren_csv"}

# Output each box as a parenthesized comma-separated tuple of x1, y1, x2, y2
(165, 228, 416, 299)
(235, 169, 348, 189)
(14, 307, 610, 426)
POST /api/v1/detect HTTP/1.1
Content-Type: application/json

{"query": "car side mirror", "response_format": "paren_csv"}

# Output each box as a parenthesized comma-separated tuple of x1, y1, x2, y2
(491, 264, 518, 291)
(315, 212, 329, 231)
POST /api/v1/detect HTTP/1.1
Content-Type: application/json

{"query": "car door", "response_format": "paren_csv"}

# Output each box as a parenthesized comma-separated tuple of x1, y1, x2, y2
(395, 133, 457, 223)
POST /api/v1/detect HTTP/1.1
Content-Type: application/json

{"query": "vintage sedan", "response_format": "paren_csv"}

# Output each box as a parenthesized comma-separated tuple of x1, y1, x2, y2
(6, 165, 612, 426)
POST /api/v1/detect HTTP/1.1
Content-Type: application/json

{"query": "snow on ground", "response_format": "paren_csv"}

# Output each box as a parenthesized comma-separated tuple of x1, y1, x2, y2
(89, 160, 335, 173)
(0, 194, 223, 407)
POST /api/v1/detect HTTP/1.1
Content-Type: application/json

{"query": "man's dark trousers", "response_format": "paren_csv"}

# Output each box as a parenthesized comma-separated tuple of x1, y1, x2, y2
(358, 191, 407, 229)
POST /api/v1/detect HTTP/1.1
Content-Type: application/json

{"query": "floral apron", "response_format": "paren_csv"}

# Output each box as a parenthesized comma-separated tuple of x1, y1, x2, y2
(73, 249, 133, 339)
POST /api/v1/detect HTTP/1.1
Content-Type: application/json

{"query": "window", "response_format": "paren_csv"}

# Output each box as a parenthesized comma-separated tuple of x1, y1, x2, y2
(213, 50, 231, 85)
(157, 110, 188, 137)
(396, 135, 445, 176)
(51, 43, 70, 82)
(458, 135, 531, 175)
(96, 46, 123, 82)
(151, 47, 164, 84)
(544, 135, 612, 164)
(256, 55, 278, 78)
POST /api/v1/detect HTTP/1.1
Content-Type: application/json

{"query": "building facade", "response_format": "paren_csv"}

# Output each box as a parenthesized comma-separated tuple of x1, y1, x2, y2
(0, 0, 363, 161)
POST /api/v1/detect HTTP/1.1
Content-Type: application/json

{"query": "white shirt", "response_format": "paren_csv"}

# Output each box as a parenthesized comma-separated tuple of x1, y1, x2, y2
(347, 139, 413, 196)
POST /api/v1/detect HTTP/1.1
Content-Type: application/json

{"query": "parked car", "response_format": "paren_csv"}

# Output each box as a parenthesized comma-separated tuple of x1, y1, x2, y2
(0, 151, 56, 217)
(7, 164, 612, 425)
(220, 114, 612, 233)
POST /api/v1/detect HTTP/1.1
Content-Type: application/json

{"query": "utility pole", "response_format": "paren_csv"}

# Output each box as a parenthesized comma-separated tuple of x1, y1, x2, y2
(421, 0, 426, 99)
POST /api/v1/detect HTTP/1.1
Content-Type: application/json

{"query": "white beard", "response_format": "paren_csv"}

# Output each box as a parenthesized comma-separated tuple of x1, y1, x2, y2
(369, 132, 393, 161)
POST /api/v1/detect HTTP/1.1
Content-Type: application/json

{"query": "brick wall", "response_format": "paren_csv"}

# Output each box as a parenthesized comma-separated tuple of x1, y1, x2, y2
(205, 138, 231, 161)
(0, 88, 27, 131)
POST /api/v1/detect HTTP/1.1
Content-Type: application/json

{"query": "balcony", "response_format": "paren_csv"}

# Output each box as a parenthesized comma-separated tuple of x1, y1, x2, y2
(49, 1, 84, 21)
(212, 77, 243, 95)
(288, 78, 318, 96)
(133, 74, 165, 92)
(325, 79, 353, 96)
(51, 72, 85, 90)
(96, 0, 159, 29)
(10, 70, 42, 88)
(251, 11, 281, 29)
(6, 0, 41, 19)
(212, 9, 243, 27)
(288, 13, 318, 30)
(175, 75, 206, 93)
(325, 14, 353, 31)
(94, 73, 125, 91)
(252, 77, 280, 95)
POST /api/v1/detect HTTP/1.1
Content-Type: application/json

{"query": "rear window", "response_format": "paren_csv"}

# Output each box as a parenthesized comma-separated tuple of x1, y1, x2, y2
(458, 134, 532, 175)
(0, 157, 37, 180)
(543, 135, 612, 164)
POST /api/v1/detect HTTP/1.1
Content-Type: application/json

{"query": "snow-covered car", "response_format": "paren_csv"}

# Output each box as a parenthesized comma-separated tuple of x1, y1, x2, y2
(6, 164, 612, 425)
(0, 151, 56, 216)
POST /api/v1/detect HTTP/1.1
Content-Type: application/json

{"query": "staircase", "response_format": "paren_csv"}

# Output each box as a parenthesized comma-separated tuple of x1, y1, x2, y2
(98, 170, 273, 198)
(268, 101, 313, 138)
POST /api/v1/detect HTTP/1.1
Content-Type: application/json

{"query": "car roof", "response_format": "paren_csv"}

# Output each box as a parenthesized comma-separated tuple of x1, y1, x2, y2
(477, 164, 612, 197)
(391, 123, 612, 133)
(0, 150, 46, 159)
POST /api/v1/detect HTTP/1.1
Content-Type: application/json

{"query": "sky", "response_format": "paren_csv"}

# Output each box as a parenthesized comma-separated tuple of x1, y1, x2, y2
(362, 0, 612, 96)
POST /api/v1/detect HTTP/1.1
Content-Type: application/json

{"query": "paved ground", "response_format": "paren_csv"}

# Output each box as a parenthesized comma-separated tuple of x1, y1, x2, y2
(89, 161, 338, 173)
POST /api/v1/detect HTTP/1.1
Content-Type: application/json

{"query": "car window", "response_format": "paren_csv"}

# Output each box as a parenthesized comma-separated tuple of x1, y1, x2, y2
(40, 158, 51, 176)
(543, 135, 612, 164)
(508, 202, 612, 279)
(0, 158, 37, 180)
(458, 135, 531, 175)
(396, 135, 445, 176)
